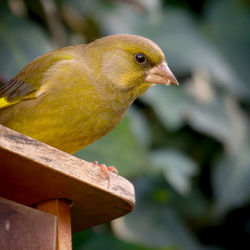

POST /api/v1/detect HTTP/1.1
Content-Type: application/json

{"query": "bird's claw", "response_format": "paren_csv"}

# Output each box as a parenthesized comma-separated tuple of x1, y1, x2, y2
(93, 161, 118, 188)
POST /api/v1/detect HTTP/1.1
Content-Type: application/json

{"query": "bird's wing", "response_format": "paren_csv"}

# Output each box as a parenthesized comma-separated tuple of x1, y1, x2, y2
(0, 47, 75, 109)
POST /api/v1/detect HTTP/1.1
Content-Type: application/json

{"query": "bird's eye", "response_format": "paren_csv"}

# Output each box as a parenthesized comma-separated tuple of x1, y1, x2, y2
(134, 53, 147, 65)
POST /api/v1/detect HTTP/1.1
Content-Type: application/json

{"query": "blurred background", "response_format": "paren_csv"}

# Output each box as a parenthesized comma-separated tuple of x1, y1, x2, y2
(0, 0, 249, 249)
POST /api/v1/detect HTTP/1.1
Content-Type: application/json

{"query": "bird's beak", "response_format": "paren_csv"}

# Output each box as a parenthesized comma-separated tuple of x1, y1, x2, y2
(145, 61, 179, 86)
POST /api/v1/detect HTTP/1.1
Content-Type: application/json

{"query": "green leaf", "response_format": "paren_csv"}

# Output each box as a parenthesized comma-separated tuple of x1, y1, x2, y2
(141, 85, 187, 130)
(185, 91, 248, 154)
(203, 0, 250, 100)
(151, 149, 198, 194)
(0, 10, 53, 79)
(212, 144, 250, 215)
(112, 176, 202, 249)
(144, 81, 248, 155)
(73, 229, 161, 250)
(127, 107, 152, 148)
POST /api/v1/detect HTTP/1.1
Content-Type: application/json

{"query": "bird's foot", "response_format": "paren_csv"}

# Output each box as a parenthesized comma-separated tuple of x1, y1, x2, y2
(92, 161, 118, 188)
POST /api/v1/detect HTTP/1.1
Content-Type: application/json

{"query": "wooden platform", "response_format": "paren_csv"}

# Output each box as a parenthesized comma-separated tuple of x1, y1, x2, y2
(0, 125, 135, 233)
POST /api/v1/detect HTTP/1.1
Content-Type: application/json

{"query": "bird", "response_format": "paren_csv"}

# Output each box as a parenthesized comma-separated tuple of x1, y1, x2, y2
(0, 34, 178, 155)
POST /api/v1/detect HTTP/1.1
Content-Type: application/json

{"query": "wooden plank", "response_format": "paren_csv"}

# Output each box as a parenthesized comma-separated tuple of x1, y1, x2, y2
(36, 199, 72, 250)
(0, 125, 135, 232)
(0, 197, 57, 250)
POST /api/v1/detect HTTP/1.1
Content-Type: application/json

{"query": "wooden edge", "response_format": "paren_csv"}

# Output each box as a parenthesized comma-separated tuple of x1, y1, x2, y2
(0, 125, 135, 205)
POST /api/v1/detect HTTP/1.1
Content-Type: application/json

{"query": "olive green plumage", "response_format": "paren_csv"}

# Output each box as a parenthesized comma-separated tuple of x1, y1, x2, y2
(0, 34, 178, 153)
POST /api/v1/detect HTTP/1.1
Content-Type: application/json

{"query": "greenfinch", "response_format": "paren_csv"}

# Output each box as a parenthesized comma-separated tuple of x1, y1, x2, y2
(0, 34, 178, 154)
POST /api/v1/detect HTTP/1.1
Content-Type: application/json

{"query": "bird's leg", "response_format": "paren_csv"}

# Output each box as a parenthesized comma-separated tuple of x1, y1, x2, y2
(92, 161, 118, 188)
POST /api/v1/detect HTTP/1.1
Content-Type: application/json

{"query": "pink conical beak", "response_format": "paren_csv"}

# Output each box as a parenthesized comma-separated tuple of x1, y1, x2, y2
(145, 61, 179, 86)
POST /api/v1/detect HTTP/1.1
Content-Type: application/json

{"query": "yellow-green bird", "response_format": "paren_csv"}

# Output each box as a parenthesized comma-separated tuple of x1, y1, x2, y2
(0, 34, 178, 154)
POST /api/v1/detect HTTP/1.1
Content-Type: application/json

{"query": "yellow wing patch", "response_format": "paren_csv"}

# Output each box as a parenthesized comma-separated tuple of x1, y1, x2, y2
(0, 97, 20, 109)
(0, 96, 24, 109)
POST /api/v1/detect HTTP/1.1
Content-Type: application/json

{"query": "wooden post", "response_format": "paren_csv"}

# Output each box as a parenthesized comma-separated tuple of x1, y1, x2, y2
(0, 125, 135, 248)
(36, 199, 72, 250)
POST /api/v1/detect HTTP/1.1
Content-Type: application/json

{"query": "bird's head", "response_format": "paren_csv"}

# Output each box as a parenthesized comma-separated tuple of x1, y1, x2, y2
(86, 34, 178, 98)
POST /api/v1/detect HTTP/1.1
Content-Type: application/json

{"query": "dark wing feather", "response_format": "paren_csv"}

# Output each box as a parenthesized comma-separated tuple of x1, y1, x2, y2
(0, 78, 32, 101)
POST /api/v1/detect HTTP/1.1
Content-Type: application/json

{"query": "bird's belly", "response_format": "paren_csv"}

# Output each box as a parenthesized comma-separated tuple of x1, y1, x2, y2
(0, 94, 127, 154)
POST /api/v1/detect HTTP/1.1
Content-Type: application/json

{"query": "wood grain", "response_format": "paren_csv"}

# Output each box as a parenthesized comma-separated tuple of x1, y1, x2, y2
(36, 199, 72, 250)
(0, 125, 135, 232)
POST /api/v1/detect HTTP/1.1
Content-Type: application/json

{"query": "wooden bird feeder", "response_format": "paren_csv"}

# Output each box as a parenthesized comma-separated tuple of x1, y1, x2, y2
(0, 125, 135, 249)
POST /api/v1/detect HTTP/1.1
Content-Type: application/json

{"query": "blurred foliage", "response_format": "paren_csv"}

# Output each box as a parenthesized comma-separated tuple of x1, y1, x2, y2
(0, 0, 249, 249)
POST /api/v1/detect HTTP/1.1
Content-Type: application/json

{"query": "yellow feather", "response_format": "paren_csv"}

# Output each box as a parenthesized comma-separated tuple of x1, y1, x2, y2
(0, 97, 19, 109)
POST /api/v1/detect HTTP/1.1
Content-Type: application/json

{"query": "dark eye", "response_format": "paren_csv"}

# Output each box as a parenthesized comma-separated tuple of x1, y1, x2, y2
(134, 53, 147, 65)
